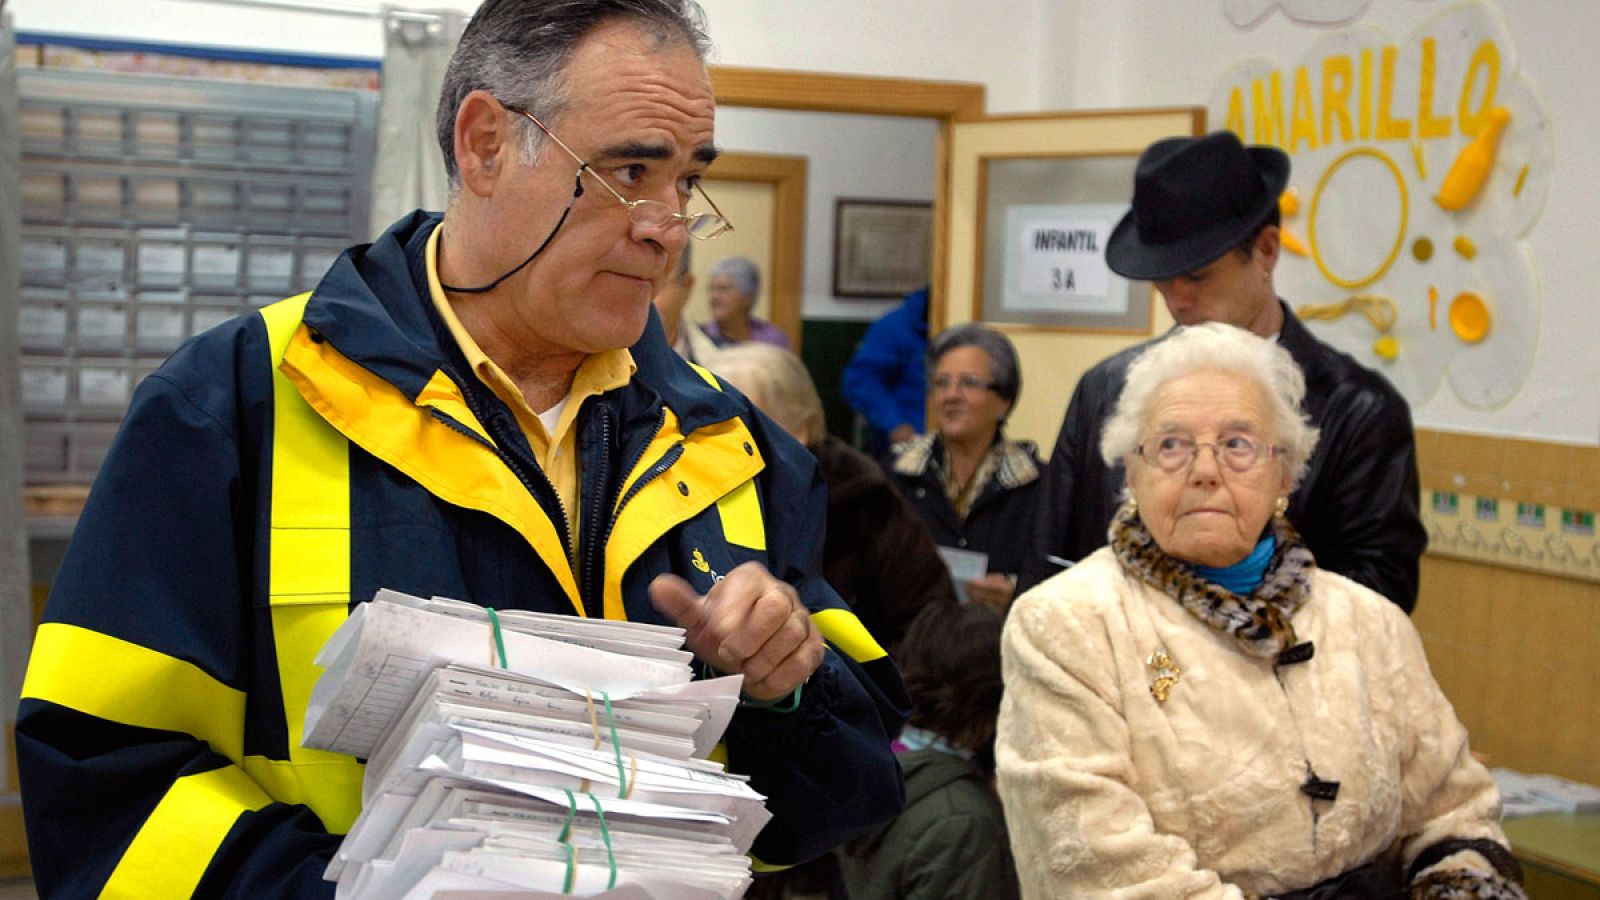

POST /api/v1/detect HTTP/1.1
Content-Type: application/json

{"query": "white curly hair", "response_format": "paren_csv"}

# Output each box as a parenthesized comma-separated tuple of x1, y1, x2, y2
(1098, 322, 1320, 487)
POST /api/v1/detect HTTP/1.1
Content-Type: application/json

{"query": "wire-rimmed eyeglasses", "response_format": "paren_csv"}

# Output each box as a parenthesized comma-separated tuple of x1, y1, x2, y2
(504, 104, 733, 240)
(1135, 434, 1280, 474)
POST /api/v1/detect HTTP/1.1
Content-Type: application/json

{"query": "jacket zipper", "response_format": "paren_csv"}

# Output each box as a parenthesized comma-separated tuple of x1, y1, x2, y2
(446, 378, 576, 562)
(582, 408, 679, 614)
(578, 405, 618, 614)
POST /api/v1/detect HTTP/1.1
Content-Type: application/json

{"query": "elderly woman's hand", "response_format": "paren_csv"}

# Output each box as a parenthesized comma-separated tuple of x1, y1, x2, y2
(964, 573, 1017, 612)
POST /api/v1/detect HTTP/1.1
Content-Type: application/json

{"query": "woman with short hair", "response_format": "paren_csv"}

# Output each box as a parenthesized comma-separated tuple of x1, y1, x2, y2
(996, 322, 1523, 899)
(890, 323, 1041, 612)
(704, 256, 790, 349)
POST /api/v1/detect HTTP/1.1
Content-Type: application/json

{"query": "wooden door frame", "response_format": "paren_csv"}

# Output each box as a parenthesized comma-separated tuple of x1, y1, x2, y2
(708, 66, 988, 337)
(704, 152, 808, 351)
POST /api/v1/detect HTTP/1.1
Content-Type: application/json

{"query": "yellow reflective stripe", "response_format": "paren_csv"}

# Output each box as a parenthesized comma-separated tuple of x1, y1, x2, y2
(99, 765, 271, 900)
(260, 296, 366, 832)
(750, 856, 795, 874)
(22, 623, 246, 762)
(241, 754, 365, 834)
(715, 479, 766, 551)
(263, 295, 350, 598)
(602, 415, 765, 619)
(686, 360, 721, 388)
(811, 608, 887, 663)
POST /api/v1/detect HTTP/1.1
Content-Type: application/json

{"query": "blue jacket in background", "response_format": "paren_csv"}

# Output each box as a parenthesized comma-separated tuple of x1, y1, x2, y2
(841, 287, 929, 451)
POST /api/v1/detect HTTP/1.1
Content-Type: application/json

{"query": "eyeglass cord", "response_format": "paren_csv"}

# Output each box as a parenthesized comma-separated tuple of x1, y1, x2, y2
(440, 172, 585, 295)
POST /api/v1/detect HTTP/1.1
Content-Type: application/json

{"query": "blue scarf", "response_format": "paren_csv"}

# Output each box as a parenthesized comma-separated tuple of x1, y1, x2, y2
(1194, 534, 1277, 595)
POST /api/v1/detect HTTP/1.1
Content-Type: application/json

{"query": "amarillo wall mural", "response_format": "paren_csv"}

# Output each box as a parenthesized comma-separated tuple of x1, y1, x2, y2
(1208, 1, 1551, 409)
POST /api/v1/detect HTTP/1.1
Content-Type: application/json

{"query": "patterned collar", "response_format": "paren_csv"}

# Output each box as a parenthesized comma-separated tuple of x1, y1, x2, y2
(1108, 501, 1316, 659)
(892, 432, 1040, 492)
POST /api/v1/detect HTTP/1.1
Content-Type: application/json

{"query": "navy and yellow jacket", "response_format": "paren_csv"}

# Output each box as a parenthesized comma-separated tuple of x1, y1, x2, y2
(17, 212, 909, 898)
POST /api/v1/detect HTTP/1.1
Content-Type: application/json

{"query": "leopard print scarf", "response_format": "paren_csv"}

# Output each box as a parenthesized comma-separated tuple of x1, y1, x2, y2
(1108, 499, 1316, 659)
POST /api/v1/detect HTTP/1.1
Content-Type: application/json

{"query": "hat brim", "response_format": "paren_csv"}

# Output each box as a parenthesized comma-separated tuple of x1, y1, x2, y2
(1104, 146, 1290, 281)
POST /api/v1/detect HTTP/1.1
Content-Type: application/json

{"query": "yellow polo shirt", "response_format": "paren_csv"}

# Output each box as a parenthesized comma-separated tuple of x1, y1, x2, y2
(424, 226, 636, 557)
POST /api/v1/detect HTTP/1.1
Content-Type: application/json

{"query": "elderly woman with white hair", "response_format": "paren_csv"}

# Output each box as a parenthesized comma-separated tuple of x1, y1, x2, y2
(705, 256, 790, 349)
(996, 323, 1523, 899)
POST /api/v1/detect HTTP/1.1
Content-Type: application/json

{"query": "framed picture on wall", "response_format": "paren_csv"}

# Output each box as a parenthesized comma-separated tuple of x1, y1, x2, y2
(832, 198, 933, 298)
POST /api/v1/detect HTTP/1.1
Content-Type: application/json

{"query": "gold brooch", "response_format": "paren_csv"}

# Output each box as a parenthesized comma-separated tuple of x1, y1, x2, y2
(1146, 648, 1181, 703)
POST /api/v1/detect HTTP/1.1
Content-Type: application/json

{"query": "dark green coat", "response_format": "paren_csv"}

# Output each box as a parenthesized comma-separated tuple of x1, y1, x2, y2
(840, 748, 1021, 900)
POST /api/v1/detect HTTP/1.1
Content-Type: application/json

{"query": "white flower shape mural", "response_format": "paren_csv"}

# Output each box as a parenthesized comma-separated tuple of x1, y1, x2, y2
(1208, 1, 1552, 409)
(1225, 0, 1374, 29)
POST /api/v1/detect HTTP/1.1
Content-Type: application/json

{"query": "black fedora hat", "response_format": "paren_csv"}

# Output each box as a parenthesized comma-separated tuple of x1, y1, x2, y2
(1105, 131, 1290, 281)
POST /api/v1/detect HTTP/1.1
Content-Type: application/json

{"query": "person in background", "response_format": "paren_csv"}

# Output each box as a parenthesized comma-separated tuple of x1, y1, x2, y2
(998, 322, 1523, 899)
(1017, 131, 1425, 611)
(15, 2, 907, 895)
(841, 285, 931, 456)
(839, 602, 1020, 900)
(889, 324, 1040, 613)
(652, 242, 718, 363)
(705, 255, 791, 348)
(713, 342, 958, 654)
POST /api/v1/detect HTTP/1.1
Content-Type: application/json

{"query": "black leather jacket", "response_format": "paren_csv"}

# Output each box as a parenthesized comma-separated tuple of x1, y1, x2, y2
(1018, 303, 1426, 612)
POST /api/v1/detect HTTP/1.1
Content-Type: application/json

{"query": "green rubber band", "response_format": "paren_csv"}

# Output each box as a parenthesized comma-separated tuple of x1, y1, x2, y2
(588, 792, 618, 889)
(562, 841, 576, 894)
(599, 691, 627, 798)
(485, 607, 509, 669)
(558, 788, 577, 842)
(738, 683, 803, 713)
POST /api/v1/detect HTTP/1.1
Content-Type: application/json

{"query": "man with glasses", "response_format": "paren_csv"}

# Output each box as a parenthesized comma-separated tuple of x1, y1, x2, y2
(17, 2, 908, 896)
(1017, 131, 1425, 613)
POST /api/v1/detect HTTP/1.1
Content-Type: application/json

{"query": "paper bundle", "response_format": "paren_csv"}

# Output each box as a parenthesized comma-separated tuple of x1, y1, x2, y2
(304, 590, 766, 899)
(1492, 768, 1600, 818)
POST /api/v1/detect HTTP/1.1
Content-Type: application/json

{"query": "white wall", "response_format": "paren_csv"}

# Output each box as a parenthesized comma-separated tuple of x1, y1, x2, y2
(11, 0, 410, 60)
(19, 0, 1593, 440)
(11, 0, 1050, 111)
(695, 0, 1046, 113)
(715, 107, 938, 322)
(1065, 0, 1600, 444)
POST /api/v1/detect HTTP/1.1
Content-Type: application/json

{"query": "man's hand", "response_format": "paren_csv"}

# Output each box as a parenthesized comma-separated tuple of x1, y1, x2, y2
(649, 562, 824, 701)
(888, 423, 917, 447)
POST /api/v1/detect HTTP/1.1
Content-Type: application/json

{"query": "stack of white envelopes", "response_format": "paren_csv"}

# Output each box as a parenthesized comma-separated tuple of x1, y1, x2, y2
(303, 589, 765, 899)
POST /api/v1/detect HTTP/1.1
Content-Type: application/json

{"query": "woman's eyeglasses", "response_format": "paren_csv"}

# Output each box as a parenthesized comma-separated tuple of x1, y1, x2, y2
(1135, 434, 1280, 473)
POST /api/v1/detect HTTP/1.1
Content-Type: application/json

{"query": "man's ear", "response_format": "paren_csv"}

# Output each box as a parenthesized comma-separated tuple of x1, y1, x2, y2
(1254, 224, 1282, 274)
(454, 90, 514, 198)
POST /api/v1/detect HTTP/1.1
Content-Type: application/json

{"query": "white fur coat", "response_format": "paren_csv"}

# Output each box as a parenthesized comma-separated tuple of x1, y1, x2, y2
(996, 547, 1515, 898)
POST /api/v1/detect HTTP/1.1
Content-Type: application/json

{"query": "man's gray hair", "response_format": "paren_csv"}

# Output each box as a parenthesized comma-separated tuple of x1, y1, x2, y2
(927, 323, 1023, 409)
(435, 0, 711, 191)
(710, 343, 827, 445)
(1099, 322, 1319, 486)
(709, 256, 761, 299)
